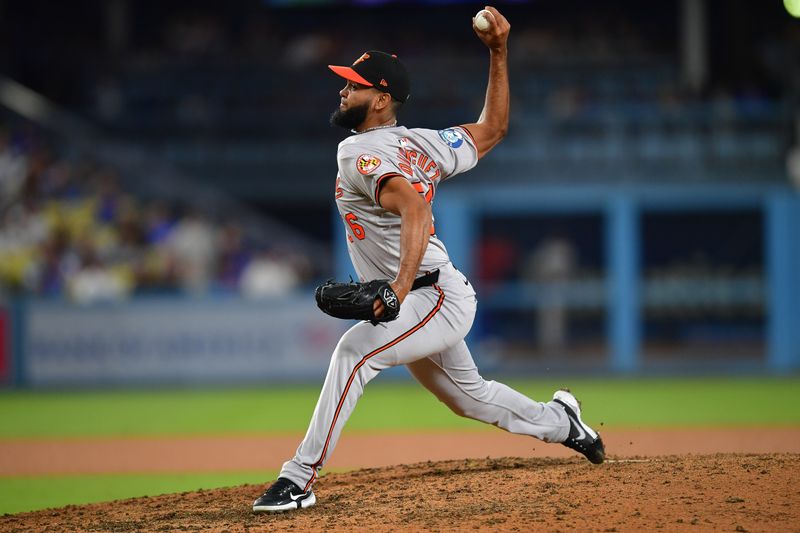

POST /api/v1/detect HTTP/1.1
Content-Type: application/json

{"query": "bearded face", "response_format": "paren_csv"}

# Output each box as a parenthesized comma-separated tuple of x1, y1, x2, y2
(330, 102, 369, 130)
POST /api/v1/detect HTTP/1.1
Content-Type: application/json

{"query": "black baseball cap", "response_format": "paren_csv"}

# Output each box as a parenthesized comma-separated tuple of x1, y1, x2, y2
(328, 51, 411, 103)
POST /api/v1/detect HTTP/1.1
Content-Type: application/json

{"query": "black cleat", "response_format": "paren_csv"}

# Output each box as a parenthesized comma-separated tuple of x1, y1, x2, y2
(552, 389, 605, 464)
(252, 477, 316, 513)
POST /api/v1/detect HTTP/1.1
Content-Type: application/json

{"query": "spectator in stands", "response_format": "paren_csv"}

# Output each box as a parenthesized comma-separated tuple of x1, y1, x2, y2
(0, 203, 48, 293)
(28, 229, 73, 297)
(523, 232, 577, 354)
(166, 208, 217, 294)
(216, 221, 250, 292)
(0, 123, 314, 299)
(66, 237, 131, 304)
(239, 250, 300, 299)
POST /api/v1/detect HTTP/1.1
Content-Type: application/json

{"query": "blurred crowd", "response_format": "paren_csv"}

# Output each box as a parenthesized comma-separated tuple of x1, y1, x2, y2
(0, 1, 793, 305)
(0, 122, 313, 302)
(87, 7, 673, 132)
(79, 5, 787, 176)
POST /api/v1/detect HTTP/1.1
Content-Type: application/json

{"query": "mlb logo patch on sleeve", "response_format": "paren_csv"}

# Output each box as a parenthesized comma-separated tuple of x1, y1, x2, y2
(438, 128, 464, 148)
(357, 154, 382, 175)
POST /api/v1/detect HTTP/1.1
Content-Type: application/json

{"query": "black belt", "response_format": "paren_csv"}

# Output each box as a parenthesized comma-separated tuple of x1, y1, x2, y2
(411, 269, 440, 291)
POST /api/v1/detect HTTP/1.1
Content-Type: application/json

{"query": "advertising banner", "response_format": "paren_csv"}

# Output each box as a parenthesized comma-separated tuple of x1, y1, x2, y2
(24, 296, 348, 386)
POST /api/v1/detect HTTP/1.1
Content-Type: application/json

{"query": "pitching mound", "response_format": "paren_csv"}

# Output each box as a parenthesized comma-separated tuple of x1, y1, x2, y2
(2, 453, 797, 532)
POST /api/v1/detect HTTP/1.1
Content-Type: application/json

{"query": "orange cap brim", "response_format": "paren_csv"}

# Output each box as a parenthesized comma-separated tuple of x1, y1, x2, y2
(328, 65, 373, 87)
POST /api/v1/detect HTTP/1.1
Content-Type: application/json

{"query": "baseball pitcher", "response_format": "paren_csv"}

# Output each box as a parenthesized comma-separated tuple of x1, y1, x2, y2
(253, 5, 605, 513)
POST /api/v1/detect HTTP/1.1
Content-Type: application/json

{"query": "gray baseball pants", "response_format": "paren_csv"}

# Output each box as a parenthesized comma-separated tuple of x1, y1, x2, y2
(279, 262, 570, 491)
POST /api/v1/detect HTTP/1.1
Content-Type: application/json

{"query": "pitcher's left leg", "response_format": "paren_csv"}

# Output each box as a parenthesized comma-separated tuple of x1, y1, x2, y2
(258, 284, 454, 514)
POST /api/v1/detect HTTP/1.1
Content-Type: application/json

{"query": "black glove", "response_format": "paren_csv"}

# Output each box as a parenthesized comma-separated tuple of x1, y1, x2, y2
(315, 279, 400, 323)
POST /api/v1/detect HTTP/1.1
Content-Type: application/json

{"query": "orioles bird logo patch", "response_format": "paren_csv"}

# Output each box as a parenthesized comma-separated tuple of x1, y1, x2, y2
(356, 154, 381, 175)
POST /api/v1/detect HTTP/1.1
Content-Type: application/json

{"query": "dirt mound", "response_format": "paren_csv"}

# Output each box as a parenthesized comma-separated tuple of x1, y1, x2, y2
(2, 454, 797, 532)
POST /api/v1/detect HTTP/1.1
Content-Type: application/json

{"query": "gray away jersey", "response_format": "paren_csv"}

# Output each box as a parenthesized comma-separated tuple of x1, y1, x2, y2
(334, 125, 478, 282)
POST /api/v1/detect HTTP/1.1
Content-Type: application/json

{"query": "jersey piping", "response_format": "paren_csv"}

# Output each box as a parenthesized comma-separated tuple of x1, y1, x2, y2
(374, 172, 405, 207)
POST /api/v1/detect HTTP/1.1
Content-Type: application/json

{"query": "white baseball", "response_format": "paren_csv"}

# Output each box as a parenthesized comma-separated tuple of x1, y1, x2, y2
(474, 9, 493, 32)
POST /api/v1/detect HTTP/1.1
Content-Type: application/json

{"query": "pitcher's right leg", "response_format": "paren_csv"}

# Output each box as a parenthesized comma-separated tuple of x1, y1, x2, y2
(407, 341, 605, 461)
(407, 340, 570, 443)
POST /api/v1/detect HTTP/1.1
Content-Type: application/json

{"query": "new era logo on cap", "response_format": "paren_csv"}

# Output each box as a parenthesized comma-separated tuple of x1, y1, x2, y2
(328, 51, 411, 103)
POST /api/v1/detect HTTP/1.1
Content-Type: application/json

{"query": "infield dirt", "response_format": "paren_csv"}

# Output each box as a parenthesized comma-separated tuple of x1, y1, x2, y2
(2, 453, 798, 532)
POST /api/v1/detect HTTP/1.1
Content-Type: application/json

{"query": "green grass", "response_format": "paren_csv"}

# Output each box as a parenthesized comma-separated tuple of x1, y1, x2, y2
(1, 376, 798, 515)
(0, 376, 798, 439)
(0, 471, 277, 516)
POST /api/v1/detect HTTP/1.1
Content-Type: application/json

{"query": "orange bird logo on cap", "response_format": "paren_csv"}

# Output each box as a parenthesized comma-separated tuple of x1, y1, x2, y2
(353, 53, 370, 65)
